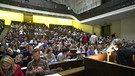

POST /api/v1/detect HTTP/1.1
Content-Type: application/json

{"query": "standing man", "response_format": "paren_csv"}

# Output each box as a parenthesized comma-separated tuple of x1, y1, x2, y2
(89, 33, 98, 45)
(57, 48, 69, 61)
(26, 49, 50, 76)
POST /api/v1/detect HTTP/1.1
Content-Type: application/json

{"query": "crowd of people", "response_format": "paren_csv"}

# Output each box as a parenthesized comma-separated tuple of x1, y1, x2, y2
(0, 22, 135, 76)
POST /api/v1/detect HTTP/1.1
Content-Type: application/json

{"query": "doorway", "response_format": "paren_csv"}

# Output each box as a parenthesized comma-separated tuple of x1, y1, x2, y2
(24, 14, 33, 23)
(101, 24, 111, 37)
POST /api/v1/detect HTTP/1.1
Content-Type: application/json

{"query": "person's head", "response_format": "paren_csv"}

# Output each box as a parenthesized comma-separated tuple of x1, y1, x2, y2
(32, 49, 40, 60)
(1, 39, 6, 45)
(0, 46, 5, 52)
(93, 33, 96, 35)
(15, 54, 23, 63)
(11, 45, 18, 50)
(46, 47, 53, 54)
(0, 55, 16, 75)
(28, 45, 33, 53)
(112, 38, 123, 49)
(89, 45, 94, 51)
(62, 48, 69, 55)
(6, 47, 14, 55)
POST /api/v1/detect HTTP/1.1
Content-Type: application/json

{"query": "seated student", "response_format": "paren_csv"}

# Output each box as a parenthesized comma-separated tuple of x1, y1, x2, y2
(0, 46, 6, 59)
(25, 48, 50, 76)
(57, 48, 69, 61)
(14, 54, 24, 67)
(87, 45, 96, 56)
(0, 55, 24, 76)
(44, 47, 57, 63)
(6, 47, 19, 58)
(22, 45, 33, 66)
(11, 45, 20, 53)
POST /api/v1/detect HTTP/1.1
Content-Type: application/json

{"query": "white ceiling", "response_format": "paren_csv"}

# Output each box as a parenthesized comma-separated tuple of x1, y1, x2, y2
(84, 9, 135, 25)
(80, 4, 135, 25)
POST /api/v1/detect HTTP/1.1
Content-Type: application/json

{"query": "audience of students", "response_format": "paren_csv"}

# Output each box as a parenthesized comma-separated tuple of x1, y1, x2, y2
(0, 22, 134, 75)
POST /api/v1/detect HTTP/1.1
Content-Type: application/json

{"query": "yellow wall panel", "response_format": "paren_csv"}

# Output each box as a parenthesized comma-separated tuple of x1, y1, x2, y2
(72, 20, 93, 34)
(33, 15, 72, 27)
(93, 25, 101, 36)
(0, 10, 100, 35)
(0, 10, 23, 25)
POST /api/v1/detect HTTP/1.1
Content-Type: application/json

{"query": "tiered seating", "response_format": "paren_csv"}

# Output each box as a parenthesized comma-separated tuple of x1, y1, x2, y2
(1, 21, 135, 76)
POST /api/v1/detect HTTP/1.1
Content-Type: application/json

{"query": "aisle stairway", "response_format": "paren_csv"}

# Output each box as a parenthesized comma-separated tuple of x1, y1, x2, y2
(0, 25, 10, 41)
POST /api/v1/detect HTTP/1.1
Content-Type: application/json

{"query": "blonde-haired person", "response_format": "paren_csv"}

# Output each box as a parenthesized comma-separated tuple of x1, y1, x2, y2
(15, 54, 24, 67)
(87, 45, 96, 56)
(0, 55, 24, 76)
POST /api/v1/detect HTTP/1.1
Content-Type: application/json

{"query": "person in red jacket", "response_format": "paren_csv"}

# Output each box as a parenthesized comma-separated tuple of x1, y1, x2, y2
(0, 55, 24, 76)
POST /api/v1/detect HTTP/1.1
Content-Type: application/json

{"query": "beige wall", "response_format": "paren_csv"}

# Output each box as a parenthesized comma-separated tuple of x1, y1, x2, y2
(33, 15, 72, 27)
(111, 16, 135, 41)
(111, 20, 121, 38)
(121, 17, 135, 41)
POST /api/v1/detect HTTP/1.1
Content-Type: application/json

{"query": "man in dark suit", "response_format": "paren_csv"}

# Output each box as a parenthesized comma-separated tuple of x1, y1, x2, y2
(112, 38, 133, 66)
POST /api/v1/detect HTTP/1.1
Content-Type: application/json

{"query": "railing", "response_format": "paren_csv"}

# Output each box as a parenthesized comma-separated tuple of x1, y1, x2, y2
(0, 0, 135, 20)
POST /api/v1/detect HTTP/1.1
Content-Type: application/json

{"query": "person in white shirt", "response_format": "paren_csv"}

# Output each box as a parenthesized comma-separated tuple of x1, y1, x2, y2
(57, 48, 69, 61)
(44, 47, 56, 63)
(20, 40, 29, 47)
(89, 33, 98, 45)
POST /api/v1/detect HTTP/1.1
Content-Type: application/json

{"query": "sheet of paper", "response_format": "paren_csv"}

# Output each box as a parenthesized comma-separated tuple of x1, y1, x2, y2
(46, 73, 62, 76)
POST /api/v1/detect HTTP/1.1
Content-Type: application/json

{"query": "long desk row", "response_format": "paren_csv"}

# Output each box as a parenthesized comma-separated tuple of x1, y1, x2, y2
(84, 53, 135, 76)
(21, 59, 84, 74)
(58, 53, 135, 76)
(85, 57, 135, 76)
(21, 53, 135, 76)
